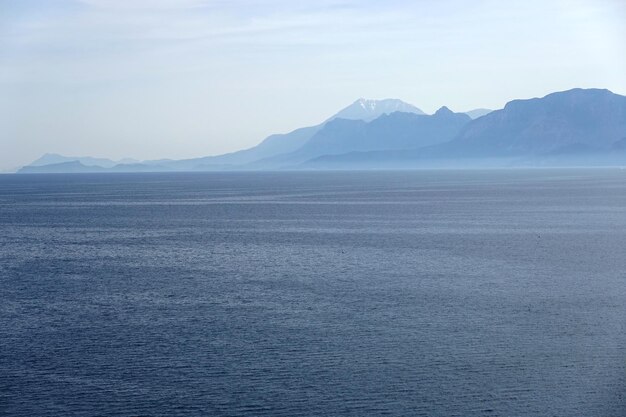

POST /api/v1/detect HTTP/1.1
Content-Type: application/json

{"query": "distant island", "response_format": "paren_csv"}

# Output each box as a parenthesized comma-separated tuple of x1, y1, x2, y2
(17, 88, 626, 173)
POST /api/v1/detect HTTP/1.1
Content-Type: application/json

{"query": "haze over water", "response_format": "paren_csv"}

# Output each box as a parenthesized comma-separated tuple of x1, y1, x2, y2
(1, 169, 625, 416)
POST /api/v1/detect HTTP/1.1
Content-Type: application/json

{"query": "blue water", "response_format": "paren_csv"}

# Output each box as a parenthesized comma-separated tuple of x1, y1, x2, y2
(1, 169, 625, 416)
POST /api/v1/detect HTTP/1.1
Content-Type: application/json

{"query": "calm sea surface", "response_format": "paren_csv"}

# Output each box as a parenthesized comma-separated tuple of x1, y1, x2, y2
(1, 169, 625, 416)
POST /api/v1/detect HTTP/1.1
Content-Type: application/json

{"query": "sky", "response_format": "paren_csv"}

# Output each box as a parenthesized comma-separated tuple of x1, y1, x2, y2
(1, 0, 625, 170)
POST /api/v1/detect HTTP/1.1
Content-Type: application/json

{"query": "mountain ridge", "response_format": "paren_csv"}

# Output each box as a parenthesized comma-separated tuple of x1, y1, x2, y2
(16, 88, 626, 173)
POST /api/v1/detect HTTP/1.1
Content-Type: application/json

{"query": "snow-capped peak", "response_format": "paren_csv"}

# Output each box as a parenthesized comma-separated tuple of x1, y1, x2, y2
(328, 98, 425, 122)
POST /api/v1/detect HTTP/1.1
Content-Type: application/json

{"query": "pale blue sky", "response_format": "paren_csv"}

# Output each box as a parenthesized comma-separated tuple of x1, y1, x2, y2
(1, 0, 625, 170)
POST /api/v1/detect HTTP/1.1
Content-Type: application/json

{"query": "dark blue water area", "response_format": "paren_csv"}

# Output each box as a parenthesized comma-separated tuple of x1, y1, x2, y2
(0, 169, 625, 416)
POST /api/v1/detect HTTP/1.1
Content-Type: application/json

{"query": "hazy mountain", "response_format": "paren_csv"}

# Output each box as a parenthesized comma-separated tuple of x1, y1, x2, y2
(464, 108, 493, 119)
(18, 161, 107, 173)
(17, 89, 626, 173)
(252, 107, 470, 168)
(303, 88, 626, 169)
(446, 88, 626, 158)
(144, 125, 323, 170)
(27, 153, 139, 168)
(18, 161, 173, 174)
(305, 107, 469, 155)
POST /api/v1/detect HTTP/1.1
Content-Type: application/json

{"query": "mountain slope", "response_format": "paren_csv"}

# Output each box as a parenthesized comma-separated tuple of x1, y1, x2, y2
(252, 107, 470, 168)
(448, 88, 626, 157)
(307, 107, 469, 155)
(142, 125, 323, 171)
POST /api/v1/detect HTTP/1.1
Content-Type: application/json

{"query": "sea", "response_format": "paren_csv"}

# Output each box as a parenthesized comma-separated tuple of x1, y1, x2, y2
(0, 169, 625, 416)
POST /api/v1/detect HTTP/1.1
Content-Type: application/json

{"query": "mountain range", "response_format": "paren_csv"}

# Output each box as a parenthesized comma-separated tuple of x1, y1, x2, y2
(17, 88, 626, 173)
(27, 154, 139, 169)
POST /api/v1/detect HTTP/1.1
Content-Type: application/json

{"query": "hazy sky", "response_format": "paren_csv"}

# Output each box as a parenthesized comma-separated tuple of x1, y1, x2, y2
(1, 0, 625, 170)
